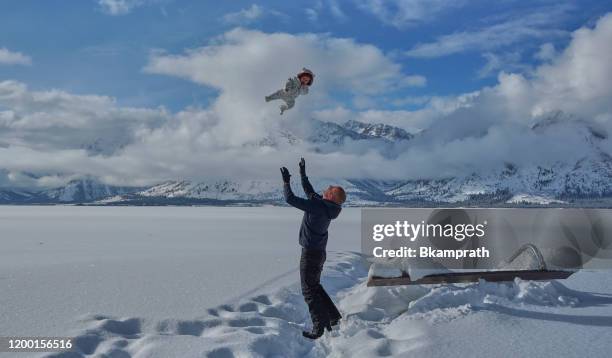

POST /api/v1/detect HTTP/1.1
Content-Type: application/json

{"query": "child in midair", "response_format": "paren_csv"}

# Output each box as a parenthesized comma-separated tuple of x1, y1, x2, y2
(265, 68, 314, 115)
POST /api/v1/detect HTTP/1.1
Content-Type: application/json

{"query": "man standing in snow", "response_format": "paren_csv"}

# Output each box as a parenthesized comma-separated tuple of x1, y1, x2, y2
(280, 158, 346, 340)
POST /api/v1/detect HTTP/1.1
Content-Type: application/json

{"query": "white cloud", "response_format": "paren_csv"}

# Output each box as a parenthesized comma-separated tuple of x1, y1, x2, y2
(534, 42, 557, 61)
(401, 13, 612, 174)
(2, 13, 612, 187)
(222, 4, 264, 25)
(477, 51, 531, 78)
(304, 1, 346, 23)
(311, 13, 612, 176)
(0, 28, 424, 187)
(389, 95, 431, 107)
(98, 0, 141, 15)
(144, 28, 420, 144)
(352, 95, 377, 109)
(222, 4, 288, 25)
(530, 14, 612, 119)
(97, 0, 164, 15)
(0, 48, 32, 65)
(405, 9, 569, 58)
(357, 0, 466, 28)
(0, 80, 168, 155)
(313, 91, 478, 133)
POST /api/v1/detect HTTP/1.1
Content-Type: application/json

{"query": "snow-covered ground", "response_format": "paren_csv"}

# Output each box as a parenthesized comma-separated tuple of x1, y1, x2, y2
(1, 206, 612, 357)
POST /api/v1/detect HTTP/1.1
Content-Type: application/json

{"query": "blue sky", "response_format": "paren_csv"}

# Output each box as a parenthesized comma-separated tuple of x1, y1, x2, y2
(1, 1, 612, 187)
(1, 0, 610, 112)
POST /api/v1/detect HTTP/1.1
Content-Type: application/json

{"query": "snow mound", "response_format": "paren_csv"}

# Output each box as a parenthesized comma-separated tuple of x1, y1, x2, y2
(406, 279, 580, 322)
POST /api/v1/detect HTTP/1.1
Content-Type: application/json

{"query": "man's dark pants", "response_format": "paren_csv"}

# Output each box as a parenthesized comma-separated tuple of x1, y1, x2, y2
(300, 248, 342, 329)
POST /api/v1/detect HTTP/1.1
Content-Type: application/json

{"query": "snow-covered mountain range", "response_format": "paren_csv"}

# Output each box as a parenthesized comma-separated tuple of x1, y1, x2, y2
(2, 116, 612, 206)
(1, 176, 140, 205)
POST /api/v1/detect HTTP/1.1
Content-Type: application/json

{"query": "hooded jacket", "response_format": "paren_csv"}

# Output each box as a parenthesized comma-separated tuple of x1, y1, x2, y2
(284, 76, 309, 99)
(283, 176, 342, 251)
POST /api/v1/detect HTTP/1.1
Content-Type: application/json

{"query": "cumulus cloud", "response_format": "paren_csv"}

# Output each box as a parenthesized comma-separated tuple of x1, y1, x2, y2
(0, 80, 172, 186)
(0, 81, 167, 150)
(143, 28, 421, 145)
(530, 14, 612, 120)
(2, 13, 612, 188)
(400, 12, 612, 175)
(0, 47, 31, 65)
(141, 14, 612, 179)
(0, 28, 423, 187)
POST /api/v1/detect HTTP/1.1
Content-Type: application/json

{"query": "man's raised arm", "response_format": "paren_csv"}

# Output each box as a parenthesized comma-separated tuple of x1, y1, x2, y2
(281, 167, 321, 213)
(299, 158, 320, 199)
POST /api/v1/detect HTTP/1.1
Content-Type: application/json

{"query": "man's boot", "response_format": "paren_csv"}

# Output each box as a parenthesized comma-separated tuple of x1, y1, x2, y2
(302, 322, 332, 340)
(330, 315, 341, 327)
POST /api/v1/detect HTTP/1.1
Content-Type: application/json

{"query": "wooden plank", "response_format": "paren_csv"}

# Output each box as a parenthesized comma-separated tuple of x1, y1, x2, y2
(367, 270, 574, 287)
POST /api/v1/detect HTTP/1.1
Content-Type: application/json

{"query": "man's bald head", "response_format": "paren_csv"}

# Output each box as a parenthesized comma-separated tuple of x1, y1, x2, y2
(323, 186, 346, 205)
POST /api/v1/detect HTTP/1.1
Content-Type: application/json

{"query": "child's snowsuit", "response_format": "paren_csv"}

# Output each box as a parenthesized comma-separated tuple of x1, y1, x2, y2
(266, 77, 309, 115)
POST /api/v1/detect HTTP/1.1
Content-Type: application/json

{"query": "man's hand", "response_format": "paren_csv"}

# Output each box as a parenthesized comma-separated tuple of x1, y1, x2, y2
(299, 157, 306, 177)
(280, 167, 291, 183)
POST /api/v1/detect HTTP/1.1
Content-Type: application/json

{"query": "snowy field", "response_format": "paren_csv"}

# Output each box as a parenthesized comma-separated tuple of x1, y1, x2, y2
(1, 206, 612, 357)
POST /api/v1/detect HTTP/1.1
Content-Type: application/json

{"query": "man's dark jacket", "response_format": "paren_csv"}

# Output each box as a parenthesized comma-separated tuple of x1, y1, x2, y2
(283, 175, 342, 250)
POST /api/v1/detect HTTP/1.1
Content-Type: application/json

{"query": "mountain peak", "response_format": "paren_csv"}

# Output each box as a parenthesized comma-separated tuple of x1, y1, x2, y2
(44, 176, 141, 202)
(342, 119, 413, 141)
